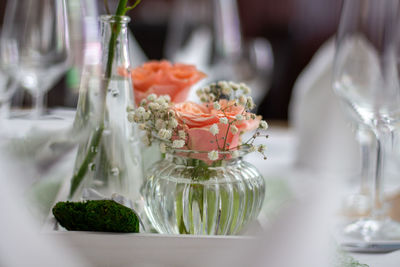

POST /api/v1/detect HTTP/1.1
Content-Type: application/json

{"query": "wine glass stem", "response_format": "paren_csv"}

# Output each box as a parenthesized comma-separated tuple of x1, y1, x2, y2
(371, 129, 389, 219)
(360, 140, 370, 195)
(33, 90, 45, 119)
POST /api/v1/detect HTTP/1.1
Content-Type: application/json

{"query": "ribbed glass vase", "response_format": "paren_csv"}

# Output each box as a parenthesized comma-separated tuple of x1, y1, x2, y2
(143, 152, 265, 235)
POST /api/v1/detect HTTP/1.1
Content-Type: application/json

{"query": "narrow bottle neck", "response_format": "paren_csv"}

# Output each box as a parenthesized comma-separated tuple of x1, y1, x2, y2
(100, 15, 131, 77)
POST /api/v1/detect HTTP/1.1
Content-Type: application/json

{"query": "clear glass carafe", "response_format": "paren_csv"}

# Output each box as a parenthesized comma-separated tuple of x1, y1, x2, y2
(69, 15, 143, 204)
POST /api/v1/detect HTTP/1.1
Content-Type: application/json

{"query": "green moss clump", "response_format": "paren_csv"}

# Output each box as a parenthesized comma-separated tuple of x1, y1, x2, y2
(52, 200, 139, 233)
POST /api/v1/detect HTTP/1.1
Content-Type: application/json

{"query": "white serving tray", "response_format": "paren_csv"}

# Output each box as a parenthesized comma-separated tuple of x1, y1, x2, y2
(43, 177, 260, 267)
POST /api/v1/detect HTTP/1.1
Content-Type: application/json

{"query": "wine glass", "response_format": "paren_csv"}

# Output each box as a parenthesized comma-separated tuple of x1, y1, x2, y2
(1, 0, 70, 118)
(333, 0, 400, 240)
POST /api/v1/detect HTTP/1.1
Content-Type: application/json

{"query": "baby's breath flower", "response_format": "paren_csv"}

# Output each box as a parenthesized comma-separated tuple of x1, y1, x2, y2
(213, 102, 221, 110)
(178, 130, 186, 139)
(168, 118, 178, 129)
(200, 96, 207, 102)
(126, 105, 135, 112)
(210, 124, 219, 136)
(155, 119, 165, 130)
(208, 150, 219, 161)
(246, 96, 255, 109)
(229, 81, 239, 91)
(219, 117, 228, 124)
(204, 86, 211, 93)
(231, 150, 239, 158)
(148, 102, 160, 111)
(142, 135, 151, 146)
(217, 81, 229, 88)
(147, 93, 157, 101)
(240, 83, 251, 94)
(127, 112, 135, 122)
(258, 144, 266, 153)
(230, 125, 239, 134)
(196, 89, 204, 97)
(259, 120, 268, 129)
(172, 139, 185, 148)
(222, 86, 232, 95)
(249, 144, 256, 152)
(144, 111, 151, 120)
(140, 99, 147, 106)
(209, 93, 216, 101)
(158, 128, 172, 140)
(155, 97, 166, 105)
(163, 95, 171, 102)
(159, 142, 167, 153)
(239, 95, 247, 105)
(235, 114, 244, 121)
(136, 106, 146, 115)
(161, 102, 169, 110)
(139, 123, 146, 130)
(251, 114, 256, 120)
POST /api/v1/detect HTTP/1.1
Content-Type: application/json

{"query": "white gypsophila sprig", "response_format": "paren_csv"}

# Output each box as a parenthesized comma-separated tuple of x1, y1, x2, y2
(219, 117, 228, 124)
(231, 150, 239, 158)
(208, 150, 219, 161)
(230, 125, 239, 134)
(178, 130, 186, 139)
(259, 120, 268, 129)
(158, 128, 172, 140)
(172, 139, 185, 148)
(210, 124, 219, 136)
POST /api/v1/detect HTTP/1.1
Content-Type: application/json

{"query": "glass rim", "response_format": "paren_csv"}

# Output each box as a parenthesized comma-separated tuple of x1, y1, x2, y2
(99, 15, 131, 24)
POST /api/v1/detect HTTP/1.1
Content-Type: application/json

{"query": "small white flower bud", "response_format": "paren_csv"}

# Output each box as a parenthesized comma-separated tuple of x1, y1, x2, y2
(178, 130, 186, 139)
(213, 102, 221, 110)
(231, 150, 239, 158)
(169, 118, 178, 129)
(219, 117, 228, 124)
(259, 120, 268, 129)
(147, 93, 157, 101)
(235, 114, 244, 121)
(239, 95, 246, 105)
(172, 139, 185, 148)
(210, 124, 219, 136)
(208, 150, 219, 161)
(230, 125, 239, 134)
(258, 144, 266, 153)
(158, 128, 172, 140)
(127, 112, 135, 122)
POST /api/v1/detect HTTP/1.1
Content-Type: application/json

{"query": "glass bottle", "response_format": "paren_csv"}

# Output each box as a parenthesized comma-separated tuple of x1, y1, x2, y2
(69, 15, 143, 205)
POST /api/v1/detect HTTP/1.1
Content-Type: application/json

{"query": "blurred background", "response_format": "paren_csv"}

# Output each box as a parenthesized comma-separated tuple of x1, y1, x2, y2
(0, 0, 342, 121)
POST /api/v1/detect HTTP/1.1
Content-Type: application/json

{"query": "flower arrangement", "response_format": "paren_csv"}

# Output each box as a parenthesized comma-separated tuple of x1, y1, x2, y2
(128, 81, 268, 165)
(130, 60, 206, 105)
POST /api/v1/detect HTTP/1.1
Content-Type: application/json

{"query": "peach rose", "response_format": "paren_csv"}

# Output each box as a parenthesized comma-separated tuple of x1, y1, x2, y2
(131, 60, 206, 105)
(173, 101, 260, 163)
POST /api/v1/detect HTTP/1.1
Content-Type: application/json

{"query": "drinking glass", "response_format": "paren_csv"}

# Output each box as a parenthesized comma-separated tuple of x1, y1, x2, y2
(333, 0, 400, 240)
(1, 0, 70, 118)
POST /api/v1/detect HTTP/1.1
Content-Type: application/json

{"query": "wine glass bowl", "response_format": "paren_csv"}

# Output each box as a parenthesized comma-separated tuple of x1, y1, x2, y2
(1, 0, 70, 118)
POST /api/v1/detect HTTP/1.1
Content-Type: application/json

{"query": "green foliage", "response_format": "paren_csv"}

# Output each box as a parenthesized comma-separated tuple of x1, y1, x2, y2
(52, 200, 139, 233)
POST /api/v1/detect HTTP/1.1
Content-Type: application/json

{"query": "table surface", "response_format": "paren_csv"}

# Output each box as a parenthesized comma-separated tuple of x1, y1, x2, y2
(1, 114, 400, 267)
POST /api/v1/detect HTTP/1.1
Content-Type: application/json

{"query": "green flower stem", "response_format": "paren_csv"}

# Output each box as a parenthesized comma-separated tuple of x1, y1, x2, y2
(69, 0, 140, 198)
(69, 125, 104, 198)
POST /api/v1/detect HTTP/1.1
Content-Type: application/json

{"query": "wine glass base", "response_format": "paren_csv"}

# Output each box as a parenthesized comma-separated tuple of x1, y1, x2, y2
(344, 218, 400, 241)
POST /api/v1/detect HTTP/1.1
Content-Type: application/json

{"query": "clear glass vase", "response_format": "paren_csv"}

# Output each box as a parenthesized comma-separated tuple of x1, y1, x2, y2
(69, 15, 143, 204)
(143, 153, 265, 235)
